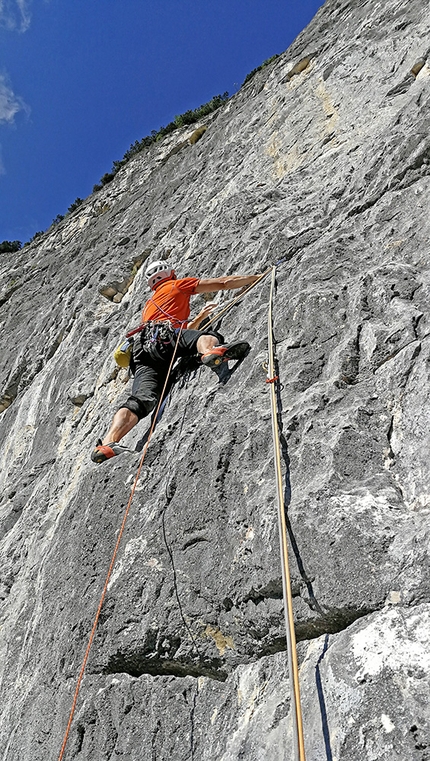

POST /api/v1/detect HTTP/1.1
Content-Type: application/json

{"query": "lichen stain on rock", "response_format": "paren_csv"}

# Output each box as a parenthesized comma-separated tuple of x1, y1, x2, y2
(266, 79, 339, 179)
(315, 79, 339, 136)
(204, 625, 235, 656)
(266, 133, 303, 179)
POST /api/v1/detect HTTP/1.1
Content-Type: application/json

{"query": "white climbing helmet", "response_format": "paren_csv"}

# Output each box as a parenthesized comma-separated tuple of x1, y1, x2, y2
(145, 260, 174, 290)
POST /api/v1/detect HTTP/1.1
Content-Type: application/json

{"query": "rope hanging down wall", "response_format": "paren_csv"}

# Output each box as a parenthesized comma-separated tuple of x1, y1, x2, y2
(267, 265, 306, 761)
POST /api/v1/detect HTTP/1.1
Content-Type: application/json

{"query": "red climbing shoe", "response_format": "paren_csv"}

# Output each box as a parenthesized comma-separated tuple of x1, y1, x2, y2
(200, 341, 250, 367)
(91, 439, 130, 464)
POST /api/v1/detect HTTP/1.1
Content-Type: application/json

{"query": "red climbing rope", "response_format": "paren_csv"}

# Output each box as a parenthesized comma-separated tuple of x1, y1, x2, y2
(58, 327, 184, 761)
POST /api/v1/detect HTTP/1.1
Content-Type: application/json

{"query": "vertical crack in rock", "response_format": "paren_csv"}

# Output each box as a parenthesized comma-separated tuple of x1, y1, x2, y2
(315, 634, 334, 761)
(0, 359, 27, 413)
(76, 724, 85, 754)
(151, 719, 161, 761)
(400, 341, 422, 389)
(339, 325, 362, 386)
(186, 682, 200, 761)
(386, 416, 396, 466)
(161, 478, 205, 663)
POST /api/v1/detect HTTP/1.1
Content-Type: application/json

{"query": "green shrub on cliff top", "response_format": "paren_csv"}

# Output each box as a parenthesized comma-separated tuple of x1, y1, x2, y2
(67, 197, 84, 213)
(22, 92, 231, 244)
(93, 92, 229, 192)
(0, 240, 22, 253)
(242, 54, 280, 86)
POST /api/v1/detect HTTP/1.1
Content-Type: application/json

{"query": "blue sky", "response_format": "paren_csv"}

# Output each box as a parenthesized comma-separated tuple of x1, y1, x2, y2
(0, 0, 324, 244)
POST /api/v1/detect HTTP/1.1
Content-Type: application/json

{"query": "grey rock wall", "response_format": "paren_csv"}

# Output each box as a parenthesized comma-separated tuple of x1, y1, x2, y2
(1, 0, 429, 758)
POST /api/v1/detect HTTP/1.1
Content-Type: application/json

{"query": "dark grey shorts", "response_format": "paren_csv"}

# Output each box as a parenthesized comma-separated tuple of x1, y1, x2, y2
(121, 325, 222, 420)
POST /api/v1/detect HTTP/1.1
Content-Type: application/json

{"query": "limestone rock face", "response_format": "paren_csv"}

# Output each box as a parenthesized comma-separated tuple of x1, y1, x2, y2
(1, 1, 430, 758)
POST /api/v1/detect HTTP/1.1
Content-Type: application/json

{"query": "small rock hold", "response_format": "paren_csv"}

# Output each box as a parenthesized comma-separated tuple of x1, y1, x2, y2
(69, 393, 92, 407)
(99, 285, 117, 301)
(282, 53, 316, 83)
(410, 58, 426, 77)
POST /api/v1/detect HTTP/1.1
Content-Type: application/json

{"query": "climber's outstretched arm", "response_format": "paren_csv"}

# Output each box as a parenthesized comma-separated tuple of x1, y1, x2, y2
(195, 273, 262, 294)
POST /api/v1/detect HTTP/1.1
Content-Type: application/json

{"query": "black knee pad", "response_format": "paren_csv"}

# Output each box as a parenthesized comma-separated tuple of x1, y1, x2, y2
(120, 396, 155, 421)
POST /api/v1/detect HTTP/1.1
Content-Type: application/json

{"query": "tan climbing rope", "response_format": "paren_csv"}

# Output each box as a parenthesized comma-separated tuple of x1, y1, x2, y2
(58, 327, 184, 761)
(267, 265, 306, 761)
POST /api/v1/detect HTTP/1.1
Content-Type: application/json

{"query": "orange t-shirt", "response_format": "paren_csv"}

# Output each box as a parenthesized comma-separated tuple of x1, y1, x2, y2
(142, 277, 200, 327)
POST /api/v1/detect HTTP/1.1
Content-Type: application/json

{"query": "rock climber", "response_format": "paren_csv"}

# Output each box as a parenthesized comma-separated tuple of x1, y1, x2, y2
(91, 260, 262, 463)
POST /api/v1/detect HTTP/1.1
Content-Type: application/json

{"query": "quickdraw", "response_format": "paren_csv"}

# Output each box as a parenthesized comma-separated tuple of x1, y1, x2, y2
(262, 361, 280, 386)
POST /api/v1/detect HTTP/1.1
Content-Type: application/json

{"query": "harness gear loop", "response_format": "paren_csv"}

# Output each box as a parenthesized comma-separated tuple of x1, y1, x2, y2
(267, 265, 306, 761)
(58, 326, 184, 761)
(262, 360, 280, 386)
(138, 322, 177, 360)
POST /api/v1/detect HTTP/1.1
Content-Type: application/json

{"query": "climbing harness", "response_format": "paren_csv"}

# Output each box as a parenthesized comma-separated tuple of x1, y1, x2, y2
(267, 265, 306, 761)
(139, 321, 177, 356)
(113, 323, 175, 368)
(58, 326, 184, 761)
(114, 320, 180, 369)
(113, 295, 188, 368)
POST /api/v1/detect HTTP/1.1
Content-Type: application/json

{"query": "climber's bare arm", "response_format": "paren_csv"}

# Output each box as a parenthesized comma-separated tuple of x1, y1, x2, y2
(195, 274, 263, 294)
